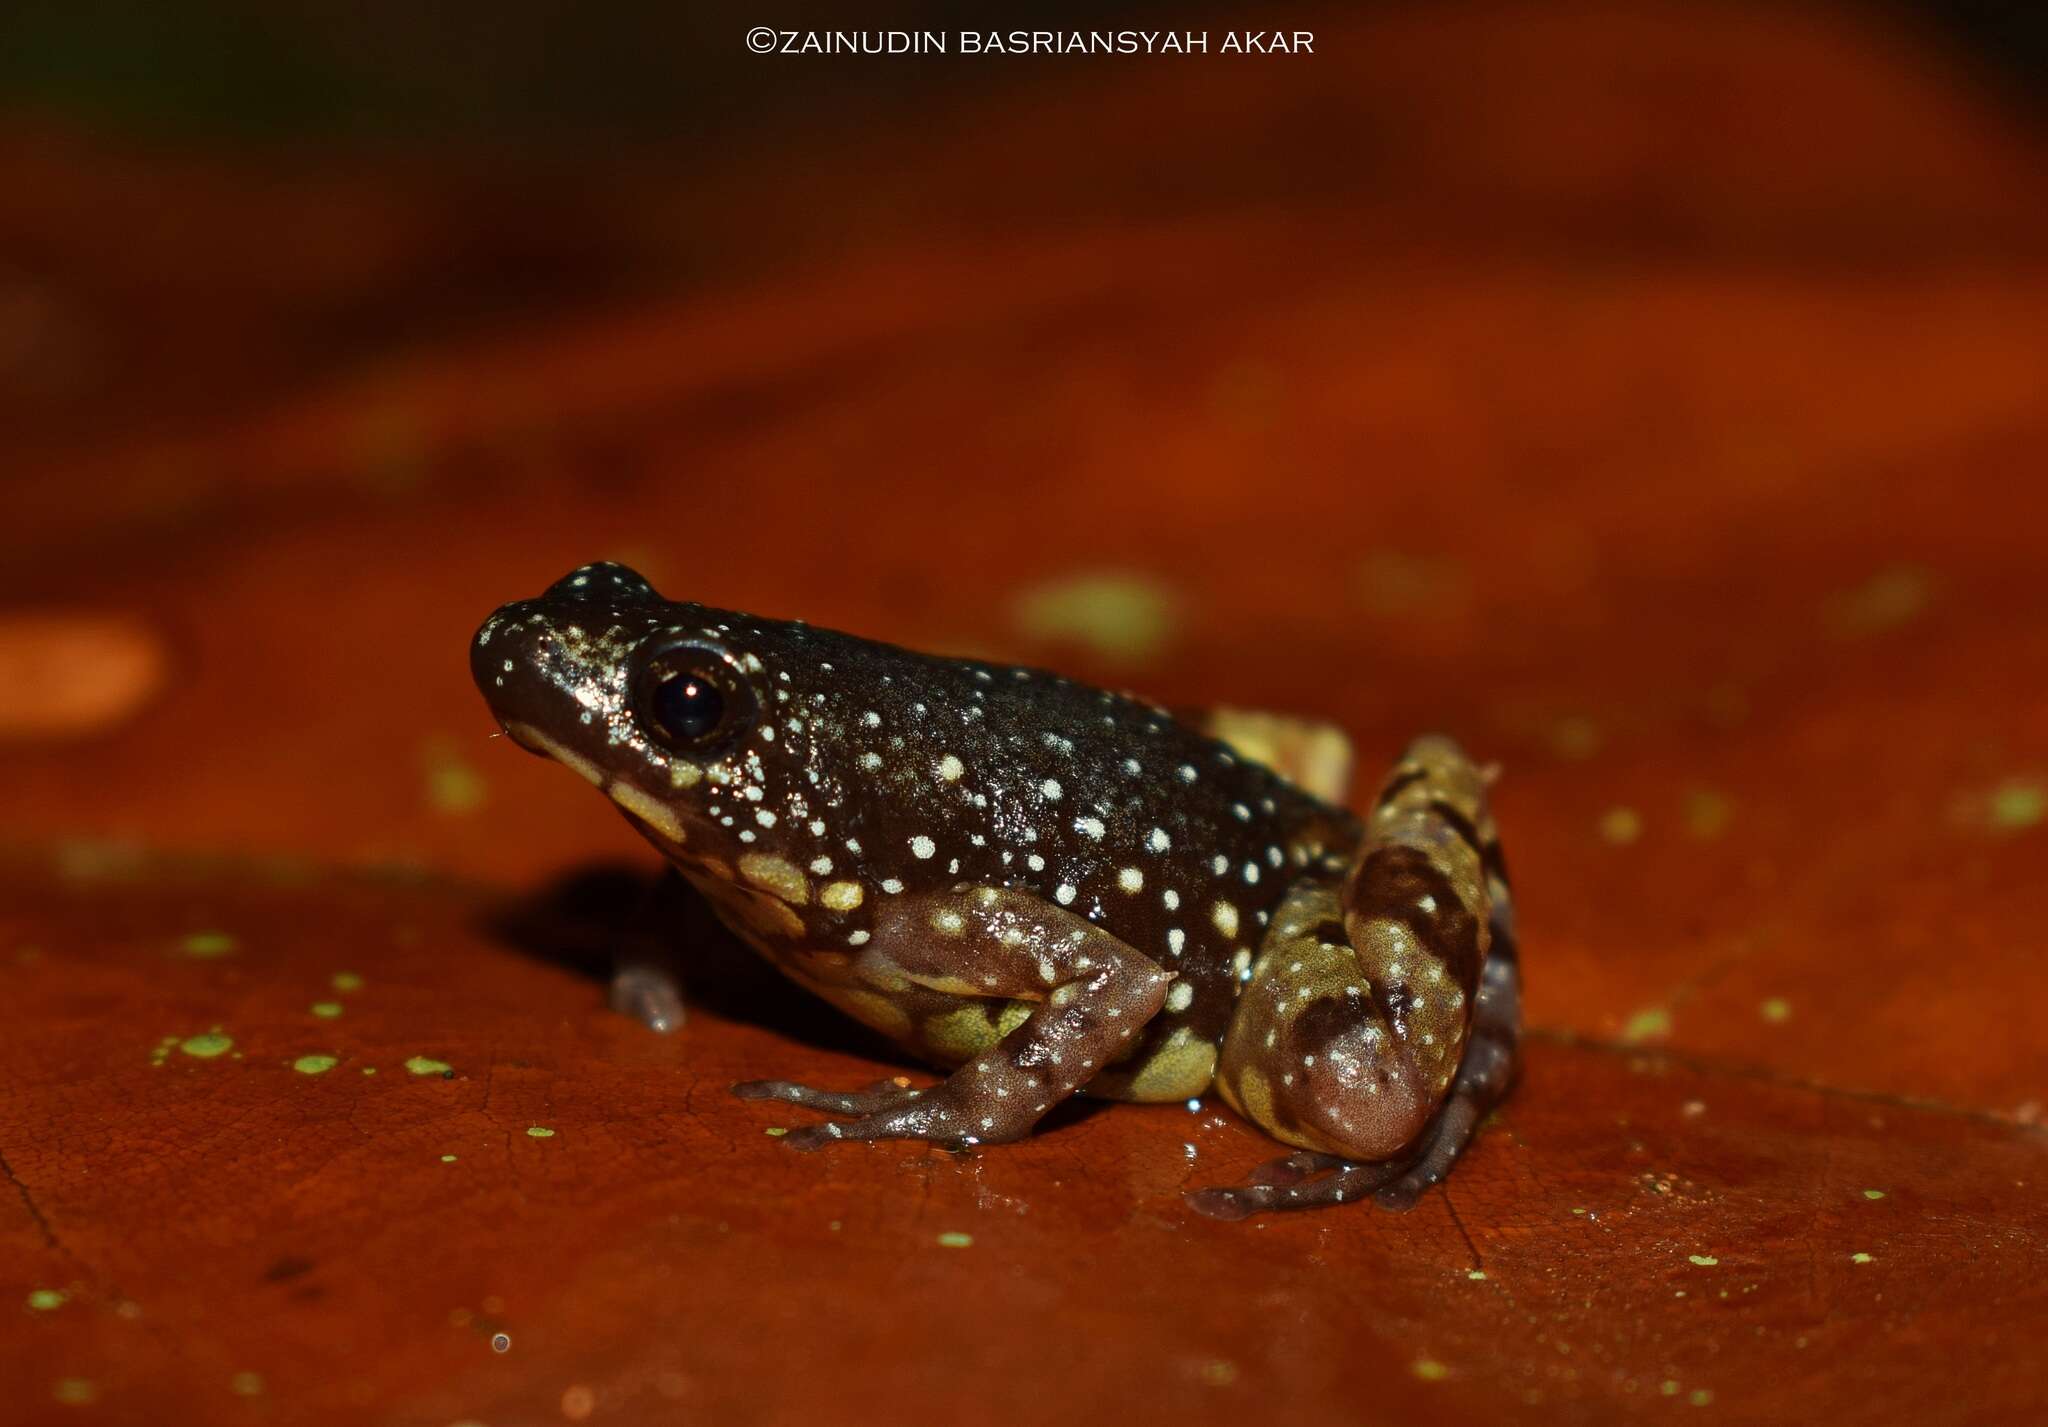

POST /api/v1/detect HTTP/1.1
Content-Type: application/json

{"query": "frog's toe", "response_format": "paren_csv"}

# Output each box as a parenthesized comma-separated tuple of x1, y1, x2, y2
(1186, 1158, 1406, 1219)
(609, 962, 686, 1033)
(1246, 1150, 1338, 1187)
(731, 1077, 924, 1116)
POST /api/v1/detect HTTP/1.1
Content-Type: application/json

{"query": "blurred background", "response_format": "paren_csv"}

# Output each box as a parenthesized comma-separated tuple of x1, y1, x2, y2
(4, 3, 2047, 1424)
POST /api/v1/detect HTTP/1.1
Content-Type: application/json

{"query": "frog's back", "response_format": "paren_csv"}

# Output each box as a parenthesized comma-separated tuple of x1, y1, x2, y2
(721, 612, 1357, 1065)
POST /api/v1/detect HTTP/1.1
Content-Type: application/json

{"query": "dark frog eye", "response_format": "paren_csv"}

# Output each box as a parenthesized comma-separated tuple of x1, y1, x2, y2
(631, 640, 756, 752)
(654, 672, 724, 742)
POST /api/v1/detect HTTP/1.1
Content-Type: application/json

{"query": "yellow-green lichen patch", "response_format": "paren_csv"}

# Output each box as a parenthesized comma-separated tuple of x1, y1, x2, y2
(310, 1001, 343, 1019)
(1989, 779, 2045, 831)
(1195, 1360, 1239, 1387)
(763, 1127, 788, 1137)
(935, 1231, 973, 1248)
(1598, 806, 1642, 845)
(1689, 1389, 1714, 1407)
(181, 1031, 234, 1059)
(1759, 997, 1792, 1024)
(1851, 1252, 1873, 1264)
(1411, 1359, 1449, 1382)
(1687, 1254, 1718, 1267)
(421, 737, 488, 815)
(1683, 789, 1733, 839)
(180, 931, 238, 958)
(1465, 1269, 1487, 1281)
(526, 1126, 555, 1138)
(149, 1034, 180, 1066)
(331, 971, 365, 993)
(229, 1372, 264, 1397)
(440, 1153, 458, 1163)
(1863, 1188, 1886, 1200)
(404, 1056, 453, 1077)
(1547, 714, 1602, 761)
(292, 1055, 339, 1075)
(1823, 563, 1932, 637)
(1660, 1380, 1681, 1397)
(1356, 549, 1472, 619)
(1621, 1006, 1672, 1044)
(53, 1379, 98, 1406)
(1011, 571, 1179, 666)
(27, 1288, 68, 1311)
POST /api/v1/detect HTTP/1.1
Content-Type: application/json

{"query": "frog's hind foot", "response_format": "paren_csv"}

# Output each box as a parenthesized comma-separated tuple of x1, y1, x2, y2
(730, 1077, 923, 1117)
(1187, 1154, 1406, 1220)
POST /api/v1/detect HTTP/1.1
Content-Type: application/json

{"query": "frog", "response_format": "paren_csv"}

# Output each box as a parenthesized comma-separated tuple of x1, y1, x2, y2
(472, 562, 1520, 1215)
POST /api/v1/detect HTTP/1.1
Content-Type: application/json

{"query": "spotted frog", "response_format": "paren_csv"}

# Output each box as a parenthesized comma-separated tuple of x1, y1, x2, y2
(473, 563, 1520, 1215)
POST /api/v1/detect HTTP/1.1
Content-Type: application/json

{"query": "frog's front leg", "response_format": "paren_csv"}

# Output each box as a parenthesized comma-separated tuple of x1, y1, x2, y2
(1191, 735, 1520, 1217)
(733, 886, 1171, 1150)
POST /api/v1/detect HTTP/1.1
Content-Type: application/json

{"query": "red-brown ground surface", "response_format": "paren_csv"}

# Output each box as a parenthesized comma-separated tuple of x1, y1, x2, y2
(4, 4, 2046, 1423)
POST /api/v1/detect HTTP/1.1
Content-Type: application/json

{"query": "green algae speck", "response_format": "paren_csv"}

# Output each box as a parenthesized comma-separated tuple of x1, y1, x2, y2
(27, 1289, 67, 1311)
(310, 1001, 343, 1019)
(180, 931, 238, 958)
(405, 1056, 453, 1076)
(292, 1055, 338, 1075)
(332, 971, 365, 992)
(1411, 1359, 1449, 1382)
(936, 1231, 973, 1248)
(181, 1032, 234, 1059)
(526, 1126, 555, 1138)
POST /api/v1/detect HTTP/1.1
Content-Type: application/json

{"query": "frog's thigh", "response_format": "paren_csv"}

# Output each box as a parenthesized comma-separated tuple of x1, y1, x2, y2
(1186, 706, 1354, 802)
(738, 885, 1171, 1149)
(1216, 734, 1509, 1165)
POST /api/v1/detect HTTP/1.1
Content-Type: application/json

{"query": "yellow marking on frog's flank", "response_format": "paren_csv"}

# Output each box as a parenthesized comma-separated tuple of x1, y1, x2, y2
(820, 880, 864, 911)
(508, 722, 605, 787)
(669, 761, 702, 788)
(1122, 1026, 1218, 1102)
(822, 987, 914, 1042)
(1212, 901, 1240, 938)
(924, 1001, 1032, 1062)
(738, 854, 809, 905)
(610, 781, 687, 842)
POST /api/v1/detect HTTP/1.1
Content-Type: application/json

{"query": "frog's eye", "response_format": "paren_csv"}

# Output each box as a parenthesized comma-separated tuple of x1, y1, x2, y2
(653, 672, 725, 743)
(631, 641, 755, 753)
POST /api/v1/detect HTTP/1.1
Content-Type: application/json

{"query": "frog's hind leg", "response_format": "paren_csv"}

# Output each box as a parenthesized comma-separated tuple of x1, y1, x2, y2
(1190, 735, 1520, 1218)
(1185, 707, 1355, 802)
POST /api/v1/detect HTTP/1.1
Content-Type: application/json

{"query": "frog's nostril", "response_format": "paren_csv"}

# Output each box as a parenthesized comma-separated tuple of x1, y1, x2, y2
(543, 562, 658, 603)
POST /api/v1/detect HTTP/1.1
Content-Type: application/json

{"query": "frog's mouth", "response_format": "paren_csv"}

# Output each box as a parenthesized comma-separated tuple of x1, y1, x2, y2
(494, 717, 694, 849)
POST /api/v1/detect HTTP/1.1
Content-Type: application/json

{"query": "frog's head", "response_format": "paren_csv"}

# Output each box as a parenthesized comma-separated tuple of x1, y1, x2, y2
(471, 562, 799, 877)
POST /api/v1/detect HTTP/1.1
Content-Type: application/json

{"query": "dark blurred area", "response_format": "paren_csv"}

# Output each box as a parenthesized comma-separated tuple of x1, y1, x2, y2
(0, 1, 2041, 145)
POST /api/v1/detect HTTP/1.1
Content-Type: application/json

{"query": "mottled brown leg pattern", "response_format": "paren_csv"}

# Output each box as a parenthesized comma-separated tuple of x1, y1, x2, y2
(734, 886, 1171, 1151)
(1191, 735, 1520, 1218)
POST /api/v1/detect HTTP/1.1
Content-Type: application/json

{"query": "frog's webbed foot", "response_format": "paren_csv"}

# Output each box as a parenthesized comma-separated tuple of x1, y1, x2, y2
(730, 1076, 923, 1118)
(1199, 734, 1521, 1216)
(734, 885, 1169, 1152)
(1187, 1153, 1407, 1220)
